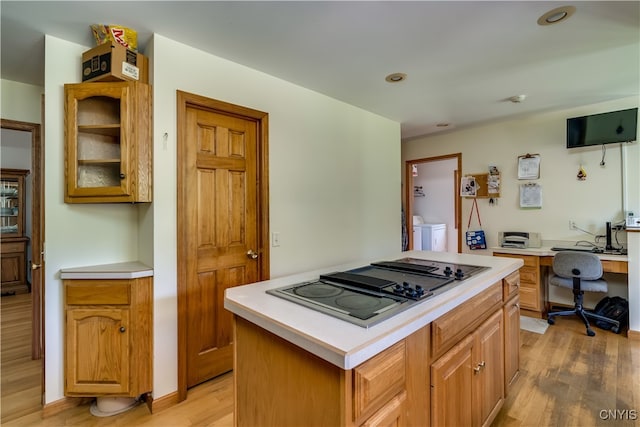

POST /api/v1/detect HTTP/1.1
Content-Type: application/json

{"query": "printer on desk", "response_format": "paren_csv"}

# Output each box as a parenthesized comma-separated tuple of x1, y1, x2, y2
(499, 231, 542, 249)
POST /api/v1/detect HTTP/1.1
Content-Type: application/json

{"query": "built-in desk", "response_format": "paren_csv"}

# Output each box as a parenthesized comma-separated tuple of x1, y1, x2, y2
(492, 247, 629, 319)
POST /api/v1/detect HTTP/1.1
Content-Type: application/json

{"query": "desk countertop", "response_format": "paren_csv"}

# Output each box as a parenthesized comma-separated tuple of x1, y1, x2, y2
(491, 246, 628, 263)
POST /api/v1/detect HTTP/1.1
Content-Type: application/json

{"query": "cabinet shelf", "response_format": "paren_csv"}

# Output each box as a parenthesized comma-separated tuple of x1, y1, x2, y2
(77, 124, 121, 137)
(78, 159, 121, 165)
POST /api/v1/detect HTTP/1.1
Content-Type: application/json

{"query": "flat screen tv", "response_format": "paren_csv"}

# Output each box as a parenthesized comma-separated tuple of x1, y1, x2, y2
(566, 107, 638, 148)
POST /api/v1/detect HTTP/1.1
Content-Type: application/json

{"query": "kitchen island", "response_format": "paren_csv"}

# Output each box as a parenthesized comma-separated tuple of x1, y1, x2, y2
(224, 251, 523, 426)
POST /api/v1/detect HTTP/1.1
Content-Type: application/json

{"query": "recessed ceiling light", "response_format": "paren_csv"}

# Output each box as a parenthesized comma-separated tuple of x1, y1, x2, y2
(436, 123, 450, 128)
(385, 73, 407, 83)
(537, 5, 576, 26)
(508, 94, 527, 103)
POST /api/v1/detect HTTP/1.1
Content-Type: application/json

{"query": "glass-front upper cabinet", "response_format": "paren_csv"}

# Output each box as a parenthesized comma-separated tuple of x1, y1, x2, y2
(0, 169, 29, 238)
(64, 81, 152, 203)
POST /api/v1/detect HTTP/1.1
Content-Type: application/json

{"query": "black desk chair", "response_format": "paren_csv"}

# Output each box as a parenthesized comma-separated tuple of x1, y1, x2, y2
(547, 251, 620, 336)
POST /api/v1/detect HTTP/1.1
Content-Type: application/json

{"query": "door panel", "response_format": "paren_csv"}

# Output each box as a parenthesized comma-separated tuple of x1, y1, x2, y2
(184, 104, 260, 388)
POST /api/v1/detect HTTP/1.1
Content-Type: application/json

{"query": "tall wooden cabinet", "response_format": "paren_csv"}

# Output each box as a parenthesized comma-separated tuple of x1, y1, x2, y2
(64, 81, 152, 203)
(62, 264, 153, 398)
(1, 168, 30, 295)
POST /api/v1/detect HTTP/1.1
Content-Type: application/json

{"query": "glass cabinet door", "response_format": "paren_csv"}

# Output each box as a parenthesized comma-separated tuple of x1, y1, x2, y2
(0, 169, 28, 238)
(65, 83, 131, 199)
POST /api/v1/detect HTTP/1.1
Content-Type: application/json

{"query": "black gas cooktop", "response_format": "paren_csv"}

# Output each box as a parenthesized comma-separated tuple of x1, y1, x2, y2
(266, 258, 489, 328)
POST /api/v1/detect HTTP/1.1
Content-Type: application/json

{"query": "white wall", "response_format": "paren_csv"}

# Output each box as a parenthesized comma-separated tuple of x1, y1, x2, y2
(403, 97, 638, 249)
(29, 33, 400, 404)
(151, 34, 400, 397)
(402, 97, 639, 307)
(1, 80, 43, 123)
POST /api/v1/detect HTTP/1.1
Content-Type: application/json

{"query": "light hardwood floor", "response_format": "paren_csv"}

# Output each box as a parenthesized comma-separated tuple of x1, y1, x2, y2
(1, 292, 42, 424)
(2, 292, 638, 426)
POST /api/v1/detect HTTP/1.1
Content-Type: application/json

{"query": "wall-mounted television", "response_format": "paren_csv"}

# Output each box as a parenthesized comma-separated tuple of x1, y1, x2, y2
(566, 107, 638, 148)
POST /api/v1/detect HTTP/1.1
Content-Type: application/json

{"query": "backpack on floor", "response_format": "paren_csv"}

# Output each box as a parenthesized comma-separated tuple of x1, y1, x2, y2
(593, 296, 629, 333)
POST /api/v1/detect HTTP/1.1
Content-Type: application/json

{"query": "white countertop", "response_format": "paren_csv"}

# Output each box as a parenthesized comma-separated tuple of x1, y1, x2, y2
(224, 250, 522, 370)
(59, 261, 154, 279)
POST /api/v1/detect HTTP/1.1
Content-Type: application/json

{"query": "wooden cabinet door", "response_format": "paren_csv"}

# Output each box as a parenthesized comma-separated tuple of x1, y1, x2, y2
(65, 308, 130, 395)
(64, 82, 151, 203)
(504, 296, 520, 392)
(431, 334, 474, 427)
(475, 310, 504, 427)
(361, 391, 406, 427)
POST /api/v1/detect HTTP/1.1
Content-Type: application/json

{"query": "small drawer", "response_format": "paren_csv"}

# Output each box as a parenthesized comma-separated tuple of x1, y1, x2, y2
(65, 280, 130, 305)
(431, 281, 502, 358)
(1, 241, 26, 253)
(503, 270, 520, 301)
(518, 266, 538, 284)
(495, 253, 539, 267)
(353, 340, 406, 421)
(518, 287, 539, 311)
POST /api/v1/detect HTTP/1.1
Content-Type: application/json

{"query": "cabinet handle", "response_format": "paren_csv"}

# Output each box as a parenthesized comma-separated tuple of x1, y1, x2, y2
(119, 173, 126, 179)
(473, 361, 486, 374)
(119, 326, 126, 333)
(515, 303, 520, 309)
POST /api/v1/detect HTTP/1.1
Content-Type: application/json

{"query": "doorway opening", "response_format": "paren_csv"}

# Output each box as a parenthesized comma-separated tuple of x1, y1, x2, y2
(405, 154, 462, 253)
(1, 118, 45, 422)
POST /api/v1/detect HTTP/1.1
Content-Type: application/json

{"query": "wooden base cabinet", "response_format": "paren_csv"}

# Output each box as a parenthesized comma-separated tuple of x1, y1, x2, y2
(233, 273, 520, 427)
(0, 237, 29, 295)
(64, 277, 152, 397)
(234, 316, 430, 427)
(431, 310, 504, 427)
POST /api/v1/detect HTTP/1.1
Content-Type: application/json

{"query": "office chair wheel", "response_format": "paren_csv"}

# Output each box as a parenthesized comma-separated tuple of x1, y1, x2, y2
(586, 328, 595, 337)
(611, 326, 620, 334)
(547, 318, 555, 325)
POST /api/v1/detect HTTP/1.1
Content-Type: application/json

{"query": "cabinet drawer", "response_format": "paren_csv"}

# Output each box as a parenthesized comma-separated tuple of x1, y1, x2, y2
(518, 266, 539, 284)
(431, 281, 502, 358)
(65, 281, 130, 305)
(503, 271, 520, 301)
(518, 287, 539, 311)
(353, 340, 406, 421)
(494, 253, 539, 268)
(1, 241, 26, 254)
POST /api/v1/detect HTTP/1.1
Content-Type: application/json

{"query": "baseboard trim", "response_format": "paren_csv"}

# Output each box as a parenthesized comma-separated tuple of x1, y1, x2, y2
(150, 390, 180, 413)
(42, 396, 92, 418)
(628, 329, 640, 341)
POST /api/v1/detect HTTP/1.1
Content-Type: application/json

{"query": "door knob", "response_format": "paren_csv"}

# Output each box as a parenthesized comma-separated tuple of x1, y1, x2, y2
(247, 250, 258, 259)
(32, 263, 41, 270)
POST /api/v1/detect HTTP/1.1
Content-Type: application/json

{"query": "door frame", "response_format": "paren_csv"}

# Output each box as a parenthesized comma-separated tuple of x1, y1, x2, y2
(405, 153, 462, 252)
(1, 118, 44, 363)
(175, 91, 270, 401)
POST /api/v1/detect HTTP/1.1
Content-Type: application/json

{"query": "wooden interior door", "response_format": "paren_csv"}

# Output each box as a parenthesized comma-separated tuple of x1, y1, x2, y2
(177, 92, 269, 394)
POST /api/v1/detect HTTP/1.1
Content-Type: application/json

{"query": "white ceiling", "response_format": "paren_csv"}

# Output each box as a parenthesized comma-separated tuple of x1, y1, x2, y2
(1, 1, 638, 140)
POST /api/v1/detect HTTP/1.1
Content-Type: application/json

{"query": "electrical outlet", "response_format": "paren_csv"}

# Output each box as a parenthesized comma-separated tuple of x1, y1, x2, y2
(569, 220, 576, 230)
